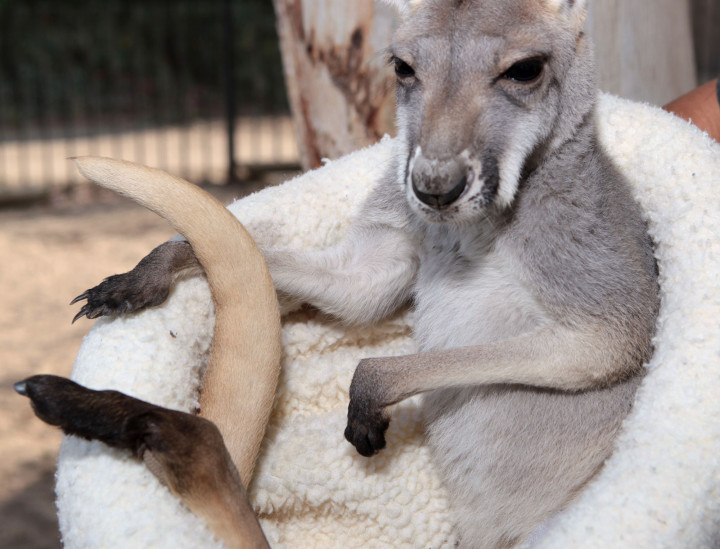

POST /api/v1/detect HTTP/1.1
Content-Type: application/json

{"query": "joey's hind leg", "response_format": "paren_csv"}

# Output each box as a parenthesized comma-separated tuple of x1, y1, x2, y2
(15, 375, 268, 549)
(72, 240, 200, 322)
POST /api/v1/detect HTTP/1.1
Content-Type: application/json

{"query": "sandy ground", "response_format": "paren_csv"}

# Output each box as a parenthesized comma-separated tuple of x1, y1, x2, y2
(0, 179, 278, 548)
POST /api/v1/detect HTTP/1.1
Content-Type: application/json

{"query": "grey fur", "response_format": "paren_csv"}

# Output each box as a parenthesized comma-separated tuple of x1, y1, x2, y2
(74, 0, 659, 546)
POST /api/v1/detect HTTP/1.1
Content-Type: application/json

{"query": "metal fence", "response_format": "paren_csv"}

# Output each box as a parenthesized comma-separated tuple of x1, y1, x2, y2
(0, 0, 298, 203)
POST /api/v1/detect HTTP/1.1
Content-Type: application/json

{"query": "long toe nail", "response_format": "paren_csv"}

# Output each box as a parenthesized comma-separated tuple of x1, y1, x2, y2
(72, 308, 89, 324)
(14, 380, 28, 396)
(70, 292, 89, 305)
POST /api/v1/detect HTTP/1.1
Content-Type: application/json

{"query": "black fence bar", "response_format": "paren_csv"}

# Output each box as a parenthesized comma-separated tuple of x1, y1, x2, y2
(224, 0, 238, 183)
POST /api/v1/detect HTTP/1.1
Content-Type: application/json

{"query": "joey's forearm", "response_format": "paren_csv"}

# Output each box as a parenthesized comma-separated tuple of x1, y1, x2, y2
(355, 323, 643, 405)
(345, 323, 645, 456)
(261, 228, 418, 325)
(73, 221, 419, 325)
(172, 231, 417, 324)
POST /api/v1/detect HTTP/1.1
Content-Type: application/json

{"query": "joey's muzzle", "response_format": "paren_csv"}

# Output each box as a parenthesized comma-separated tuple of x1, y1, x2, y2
(411, 155, 471, 209)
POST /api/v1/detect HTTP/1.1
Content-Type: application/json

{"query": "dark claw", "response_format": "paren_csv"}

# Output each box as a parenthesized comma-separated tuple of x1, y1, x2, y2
(70, 271, 171, 323)
(70, 241, 195, 323)
(70, 292, 89, 306)
(13, 380, 28, 396)
(72, 304, 91, 324)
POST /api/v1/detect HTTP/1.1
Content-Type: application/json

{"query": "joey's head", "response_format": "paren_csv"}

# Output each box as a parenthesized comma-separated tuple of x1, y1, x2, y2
(383, 0, 595, 224)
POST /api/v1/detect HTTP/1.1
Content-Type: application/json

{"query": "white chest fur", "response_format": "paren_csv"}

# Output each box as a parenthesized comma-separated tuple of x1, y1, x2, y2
(413, 225, 549, 352)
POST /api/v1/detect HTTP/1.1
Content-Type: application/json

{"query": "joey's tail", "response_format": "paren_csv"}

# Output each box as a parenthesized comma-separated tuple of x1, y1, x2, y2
(73, 156, 282, 486)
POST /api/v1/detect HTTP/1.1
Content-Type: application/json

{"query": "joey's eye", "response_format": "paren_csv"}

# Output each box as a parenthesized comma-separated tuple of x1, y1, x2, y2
(393, 56, 415, 79)
(502, 58, 545, 83)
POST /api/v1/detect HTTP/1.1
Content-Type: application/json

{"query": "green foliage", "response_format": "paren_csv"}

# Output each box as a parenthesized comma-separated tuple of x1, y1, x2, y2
(0, 0, 287, 129)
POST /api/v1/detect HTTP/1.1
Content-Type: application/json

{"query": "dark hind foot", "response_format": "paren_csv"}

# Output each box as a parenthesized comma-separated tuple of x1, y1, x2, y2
(14, 374, 220, 463)
(71, 240, 199, 323)
(15, 374, 266, 546)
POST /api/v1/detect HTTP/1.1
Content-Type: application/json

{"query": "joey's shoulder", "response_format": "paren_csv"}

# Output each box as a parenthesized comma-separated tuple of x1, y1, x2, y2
(360, 168, 414, 230)
(517, 131, 625, 216)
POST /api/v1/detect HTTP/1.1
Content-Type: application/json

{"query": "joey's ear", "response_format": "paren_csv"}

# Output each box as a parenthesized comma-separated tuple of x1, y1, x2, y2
(378, 0, 426, 18)
(543, 0, 588, 33)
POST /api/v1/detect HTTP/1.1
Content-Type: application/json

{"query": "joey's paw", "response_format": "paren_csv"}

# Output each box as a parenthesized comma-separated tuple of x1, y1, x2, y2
(71, 271, 170, 323)
(344, 398, 390, 457)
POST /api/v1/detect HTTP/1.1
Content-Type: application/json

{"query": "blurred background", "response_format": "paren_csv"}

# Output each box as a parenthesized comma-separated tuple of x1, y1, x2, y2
(0, 0, 294, 205)
(0, 0, 717, 204)
(0, 1, 717, 547)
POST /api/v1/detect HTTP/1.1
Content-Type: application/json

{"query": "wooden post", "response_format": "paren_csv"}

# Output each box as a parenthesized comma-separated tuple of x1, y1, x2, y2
(271, 0, 397, 169)
(587, 0, 697, 106)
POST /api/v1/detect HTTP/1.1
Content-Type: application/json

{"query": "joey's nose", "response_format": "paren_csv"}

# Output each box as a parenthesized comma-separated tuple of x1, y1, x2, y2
(411, 156, 470, 209)
(413, 175, 467, 208)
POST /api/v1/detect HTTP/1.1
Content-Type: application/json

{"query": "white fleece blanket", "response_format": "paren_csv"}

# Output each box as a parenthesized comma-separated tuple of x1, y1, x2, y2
(56, 95, 720, 548)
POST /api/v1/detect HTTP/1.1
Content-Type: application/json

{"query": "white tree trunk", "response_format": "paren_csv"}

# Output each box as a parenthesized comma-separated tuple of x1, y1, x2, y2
(274, 0, 697, 165)
(272, 0, 397, 169)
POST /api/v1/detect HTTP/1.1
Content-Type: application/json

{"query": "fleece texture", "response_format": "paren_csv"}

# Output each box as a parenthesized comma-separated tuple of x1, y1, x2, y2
(56, 95, 720, 548)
